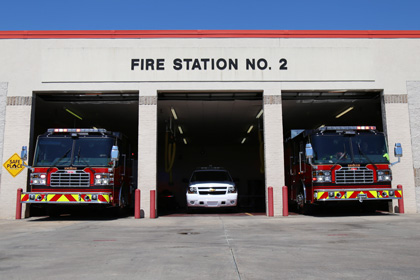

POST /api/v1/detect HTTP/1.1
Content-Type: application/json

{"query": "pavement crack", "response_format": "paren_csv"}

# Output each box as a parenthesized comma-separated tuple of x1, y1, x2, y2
(220, 216, 242, 280)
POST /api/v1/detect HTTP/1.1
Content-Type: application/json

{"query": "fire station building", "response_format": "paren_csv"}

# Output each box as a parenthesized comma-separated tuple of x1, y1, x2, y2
(0, 30, 419, 219)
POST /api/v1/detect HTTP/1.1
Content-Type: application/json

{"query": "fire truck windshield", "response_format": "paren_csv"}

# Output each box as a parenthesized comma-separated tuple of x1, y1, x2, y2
(311, 134, 389, 165)
(33, 137, 115, 167)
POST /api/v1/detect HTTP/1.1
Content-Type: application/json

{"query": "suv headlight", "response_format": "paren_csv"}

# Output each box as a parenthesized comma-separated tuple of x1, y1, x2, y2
(377, 170, 392, 181)
(228, 186, 237, 193)
(31, 173, 47, 185)
(312, 170, 331, 183)
(188, 187, 197, 194)
(94, 173, 114, 185)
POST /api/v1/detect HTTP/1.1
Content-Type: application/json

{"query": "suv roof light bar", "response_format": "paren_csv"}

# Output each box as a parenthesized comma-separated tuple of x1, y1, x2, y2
(48, 128, 107, 133)
(318, 126, 376, 131)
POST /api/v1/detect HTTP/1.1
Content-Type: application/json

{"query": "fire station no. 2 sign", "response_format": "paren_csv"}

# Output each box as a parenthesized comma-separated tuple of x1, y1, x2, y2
(3, 153, 26, 177)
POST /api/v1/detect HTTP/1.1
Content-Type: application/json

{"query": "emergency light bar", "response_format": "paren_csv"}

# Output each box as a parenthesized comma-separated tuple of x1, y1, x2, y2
(48, 128, 107, 133)
(319, 126, 376, 131)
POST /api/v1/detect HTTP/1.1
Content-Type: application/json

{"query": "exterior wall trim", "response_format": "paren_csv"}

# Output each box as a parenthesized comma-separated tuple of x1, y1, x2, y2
(7, 96, 32, 106)
(384, 94, 408, 104)
(1, 30, 420, 39)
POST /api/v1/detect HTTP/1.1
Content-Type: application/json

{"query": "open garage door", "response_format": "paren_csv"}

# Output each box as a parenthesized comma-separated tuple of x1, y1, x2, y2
(282, 90, 384, 133)
(157, 92, 265, 215)
(282, 90, 388, 215)
(28, 91, 139, 216)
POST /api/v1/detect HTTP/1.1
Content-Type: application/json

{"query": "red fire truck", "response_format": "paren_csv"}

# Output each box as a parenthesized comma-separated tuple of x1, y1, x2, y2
(20, 128, 135, 215)
(284, 126, 403, 213)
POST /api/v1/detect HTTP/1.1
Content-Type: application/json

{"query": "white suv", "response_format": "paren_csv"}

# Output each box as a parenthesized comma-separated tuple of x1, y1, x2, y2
(186, 167, 237, 209)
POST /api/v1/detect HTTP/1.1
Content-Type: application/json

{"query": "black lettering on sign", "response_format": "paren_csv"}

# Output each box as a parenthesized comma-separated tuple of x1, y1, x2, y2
(156, 59, 165, 70)
(279, 58, 288, 70)
(246, 59, 256, 70)
(131, 58, 166, 70)
(131, 59, 139, 70)
(246, 58, 269, 70)
(173, 58, 182, 70)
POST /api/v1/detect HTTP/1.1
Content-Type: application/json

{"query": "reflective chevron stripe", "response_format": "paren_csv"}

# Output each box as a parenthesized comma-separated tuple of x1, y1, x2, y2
(314, 189, 402, 201)
(20, 192, 111, 204)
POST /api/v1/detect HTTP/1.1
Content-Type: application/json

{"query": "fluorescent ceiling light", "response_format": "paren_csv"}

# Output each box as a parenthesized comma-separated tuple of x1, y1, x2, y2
(178, 126, 184, 135)
(256, 109, 263, 119)
(183, 138, 188, 145)
(171, 107, 178, 120)
(335, 107, 354, 118)
(241, 138, 246, 144)
(65, 109, 83, 120)
(247, 125, 254, 134)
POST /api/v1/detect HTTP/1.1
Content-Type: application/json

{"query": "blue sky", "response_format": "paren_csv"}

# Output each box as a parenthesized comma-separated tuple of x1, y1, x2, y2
(1, 0, 419, 31)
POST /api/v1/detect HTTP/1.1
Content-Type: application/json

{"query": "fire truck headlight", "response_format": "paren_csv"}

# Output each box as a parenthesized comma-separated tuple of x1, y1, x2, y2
(377, 170, 392, 182)
(94, 174, 112, 185)
(389, 190, 395, 196)
(313, 171, 331, 183)
(31, 173, 47, 185)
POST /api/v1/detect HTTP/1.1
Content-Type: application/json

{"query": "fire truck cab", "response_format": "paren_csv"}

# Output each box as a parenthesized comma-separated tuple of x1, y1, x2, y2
(20, 128, 134, 215)
(284, 126, 403, 213)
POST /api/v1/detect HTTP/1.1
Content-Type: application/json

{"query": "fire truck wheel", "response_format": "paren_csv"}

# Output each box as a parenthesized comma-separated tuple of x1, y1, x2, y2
(296, 190, 313, 215)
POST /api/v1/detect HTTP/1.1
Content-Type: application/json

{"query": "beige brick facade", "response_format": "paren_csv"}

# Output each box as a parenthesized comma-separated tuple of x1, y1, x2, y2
(0, 32, 420, 218)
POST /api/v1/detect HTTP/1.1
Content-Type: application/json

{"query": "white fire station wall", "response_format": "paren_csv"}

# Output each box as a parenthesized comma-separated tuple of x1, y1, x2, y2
(0, 83, 7, 184)
(407, 81, 420, 212)
(0, 96, 32, 218)
(384, 95, 417, 212)
(1, 37, 420, 218)
(263, 91, 284, 216)
(138, 93, 158, 218)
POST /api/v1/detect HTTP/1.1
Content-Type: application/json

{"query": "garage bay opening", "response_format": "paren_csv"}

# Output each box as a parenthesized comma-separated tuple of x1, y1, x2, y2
(26, 92, 139, 217)
(281, 90, 398, 215)
(157, 92, 265, 216)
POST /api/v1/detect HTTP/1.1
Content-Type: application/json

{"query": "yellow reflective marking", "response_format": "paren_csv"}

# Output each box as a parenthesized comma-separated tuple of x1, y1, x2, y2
(245, 212, 253, 216)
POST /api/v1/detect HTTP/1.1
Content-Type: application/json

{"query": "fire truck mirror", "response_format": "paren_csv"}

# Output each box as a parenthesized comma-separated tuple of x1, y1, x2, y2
(305, 143, 314, 159)
(111, 146, 120, 162)
(21, 146, 28, 161)
(394, 143, 403, 158)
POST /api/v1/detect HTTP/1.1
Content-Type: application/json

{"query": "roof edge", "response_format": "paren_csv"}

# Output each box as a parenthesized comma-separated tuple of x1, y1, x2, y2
(1, 30, 420, 39)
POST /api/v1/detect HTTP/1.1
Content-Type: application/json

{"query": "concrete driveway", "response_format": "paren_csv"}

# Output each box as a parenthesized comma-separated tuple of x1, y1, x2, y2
(1, 213, 419, 280)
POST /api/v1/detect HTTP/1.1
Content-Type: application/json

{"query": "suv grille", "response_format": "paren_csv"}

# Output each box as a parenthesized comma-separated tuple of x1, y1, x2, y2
(335, 167, 374, 184)
(198, 187, 227, 195)
(50, 170, 90, 187)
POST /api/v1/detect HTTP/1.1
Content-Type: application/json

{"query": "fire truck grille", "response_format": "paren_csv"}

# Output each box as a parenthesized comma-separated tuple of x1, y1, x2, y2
(335, 168, 374, 184)
(50, 170, 90, 187)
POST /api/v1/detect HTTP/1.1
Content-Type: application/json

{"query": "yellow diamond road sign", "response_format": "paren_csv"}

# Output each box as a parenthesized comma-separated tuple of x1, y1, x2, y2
(3, 153, 26, 177)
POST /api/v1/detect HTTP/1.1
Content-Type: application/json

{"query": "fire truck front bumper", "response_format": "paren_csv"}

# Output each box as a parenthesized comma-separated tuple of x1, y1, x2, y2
(20, 192, 112, 204)
(314, 188, 402, 203)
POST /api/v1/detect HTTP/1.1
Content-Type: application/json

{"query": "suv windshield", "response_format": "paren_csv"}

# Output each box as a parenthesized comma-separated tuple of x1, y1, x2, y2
(311, 133, 389, 165)
(190, 170, 232, 183)
(33, 137, 114, 167)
